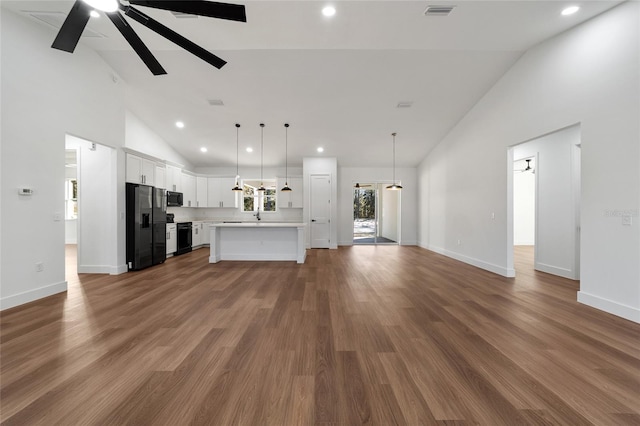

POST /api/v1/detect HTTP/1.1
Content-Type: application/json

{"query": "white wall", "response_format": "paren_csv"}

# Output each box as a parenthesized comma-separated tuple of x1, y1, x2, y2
(1, 9, 127, 309)
(513, 160, 535, 245)
(125, 111, 193, 169)
(338, 167, 417, 245)
(417, 3, 639, 322)
(513, 126, 580, 279)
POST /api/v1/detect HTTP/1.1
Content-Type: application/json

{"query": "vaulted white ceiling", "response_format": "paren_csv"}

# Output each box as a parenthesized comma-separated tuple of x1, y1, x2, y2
(3, 0, 622, 168)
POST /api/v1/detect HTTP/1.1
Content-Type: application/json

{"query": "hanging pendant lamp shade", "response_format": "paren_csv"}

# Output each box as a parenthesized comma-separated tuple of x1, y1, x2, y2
(386, 132, 403, 190)
(281, 123, 292, 192)
(232, 123, 243, 191)
(258, 123, 266, 191)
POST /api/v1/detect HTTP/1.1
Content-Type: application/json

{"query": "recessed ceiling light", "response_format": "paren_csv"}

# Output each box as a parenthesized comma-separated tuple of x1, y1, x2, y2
(317, 147, 324, 153)
(561, 6, 580, 16)
(89, 10, 100, 18)
(175, 121, 185, 128)
(200, 147, 207, 153)
(322, 6, 336, 17)
(82, 0, 118, 13)
(246, 147, 253, 153)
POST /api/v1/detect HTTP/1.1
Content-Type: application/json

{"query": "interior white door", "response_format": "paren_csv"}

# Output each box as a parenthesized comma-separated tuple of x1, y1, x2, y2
(310, 174, 331, 248)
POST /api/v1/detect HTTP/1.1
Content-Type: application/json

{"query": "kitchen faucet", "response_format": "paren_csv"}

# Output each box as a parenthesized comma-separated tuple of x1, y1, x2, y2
(254, 210, 261, 221)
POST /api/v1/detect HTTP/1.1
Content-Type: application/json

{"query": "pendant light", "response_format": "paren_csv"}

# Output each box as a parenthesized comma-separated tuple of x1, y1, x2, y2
(281, 123, 292, 192)
(258, 123, 266, 191)
(386, 132, 403, 190)
(232, 123, 243, 191)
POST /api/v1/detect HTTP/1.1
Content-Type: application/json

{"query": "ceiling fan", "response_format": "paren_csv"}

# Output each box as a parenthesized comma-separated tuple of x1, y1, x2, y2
(52, 0, 247, 75)
(514, 158, 535, 173)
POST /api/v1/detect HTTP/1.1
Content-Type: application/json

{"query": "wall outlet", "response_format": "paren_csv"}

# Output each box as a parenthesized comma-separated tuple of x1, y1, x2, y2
(35, 262, 44, 272)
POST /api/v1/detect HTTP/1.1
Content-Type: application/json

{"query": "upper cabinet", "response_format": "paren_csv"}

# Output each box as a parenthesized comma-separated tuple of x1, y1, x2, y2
(196, 177, 208, 208)
(155, 165, 166, 189)
(181, 172, 197, 207)
(207, 177, 238, 208)
(126, 153, 156, 186)
(165, 165, 182, 192)
(277, 177, 303, 208)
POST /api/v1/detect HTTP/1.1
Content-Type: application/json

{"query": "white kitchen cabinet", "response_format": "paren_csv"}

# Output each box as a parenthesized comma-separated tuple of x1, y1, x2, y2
(166, 223, 177, 255)
(277, 177, 303, 208)
(155, 165, 166, 189)
(181, 173, 197, 207)
(191, 221, 202, 248)
(207, 177, 238, 208)
(196, 177, 208, 208)
(126, 153, 156, 185)
(166, 165, 182, 192)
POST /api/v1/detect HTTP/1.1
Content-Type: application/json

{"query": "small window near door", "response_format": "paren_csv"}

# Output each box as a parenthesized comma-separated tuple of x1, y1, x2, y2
(242, 179, 277, 212)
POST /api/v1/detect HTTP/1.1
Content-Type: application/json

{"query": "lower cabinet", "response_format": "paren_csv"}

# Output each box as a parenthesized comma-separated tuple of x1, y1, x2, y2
(192, 221, 202, 248)
(166, 224, 177, 255)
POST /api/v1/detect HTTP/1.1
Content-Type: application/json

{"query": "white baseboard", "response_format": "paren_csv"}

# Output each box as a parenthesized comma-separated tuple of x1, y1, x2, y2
(1, 281, 67, 311)
(77, 265, 112, 274)
(418, 242, 515, 277)
(110, 264, 128, 275)
(535, 262, 577, 280)
(338, 240, 353, 246)
(577, 291, 640, 324)
(400, 240, 417, 246)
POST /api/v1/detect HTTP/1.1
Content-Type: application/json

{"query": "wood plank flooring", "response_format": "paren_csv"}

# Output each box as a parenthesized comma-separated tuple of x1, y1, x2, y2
(1, 245, 639, 425)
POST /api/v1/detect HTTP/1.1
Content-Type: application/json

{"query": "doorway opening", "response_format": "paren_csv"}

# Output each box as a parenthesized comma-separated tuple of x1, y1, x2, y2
(65, 134, 117, 277)
(353, 182, 399, 245)
(508, 124, 581, 280)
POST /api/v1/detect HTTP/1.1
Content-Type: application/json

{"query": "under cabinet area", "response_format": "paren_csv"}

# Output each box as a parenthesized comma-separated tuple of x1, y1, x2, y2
(166, 223, 177, 255)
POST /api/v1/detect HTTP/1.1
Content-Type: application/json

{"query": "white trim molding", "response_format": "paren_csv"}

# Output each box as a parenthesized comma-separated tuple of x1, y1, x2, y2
(577, 291, 640, 324)
(1, 281, 67, 311)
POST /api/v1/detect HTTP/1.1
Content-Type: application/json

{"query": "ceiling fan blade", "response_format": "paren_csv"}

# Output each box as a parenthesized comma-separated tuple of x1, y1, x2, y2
(123, 6, 227, 69)
(129, 0, 247, 22)
(106, 12, 167, 75)
(51, 0, 92, 52)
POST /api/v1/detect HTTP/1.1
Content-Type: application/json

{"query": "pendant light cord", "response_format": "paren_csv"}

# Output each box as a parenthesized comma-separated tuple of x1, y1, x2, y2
(285, 123, 289, 185)
(260, 123, 265, 189)
(392, 132, 396, 183)
(235, 124, 240, 181)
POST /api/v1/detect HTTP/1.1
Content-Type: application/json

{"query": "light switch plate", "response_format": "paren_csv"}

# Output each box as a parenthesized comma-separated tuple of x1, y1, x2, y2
(622, 215, 632, 226)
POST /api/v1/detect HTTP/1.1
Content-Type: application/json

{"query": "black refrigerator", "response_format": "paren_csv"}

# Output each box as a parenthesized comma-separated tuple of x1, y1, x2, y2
(126, 183, 167, 271)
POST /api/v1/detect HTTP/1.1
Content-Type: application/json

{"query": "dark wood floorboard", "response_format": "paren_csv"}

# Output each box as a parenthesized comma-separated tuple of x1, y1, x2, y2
(1, 245, 639, 425)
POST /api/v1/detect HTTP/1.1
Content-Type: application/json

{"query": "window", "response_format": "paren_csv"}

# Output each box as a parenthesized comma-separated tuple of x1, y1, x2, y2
(242, 179, 277, 212)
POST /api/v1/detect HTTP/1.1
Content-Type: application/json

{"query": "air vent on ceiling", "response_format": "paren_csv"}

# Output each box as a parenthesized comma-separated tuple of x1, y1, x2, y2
(424, 5, 456, 16)
(25, 11, 105, 38)
(208, 99, 225, 106)
(171, 11, 199, 19)
(397, 101, 413, 108)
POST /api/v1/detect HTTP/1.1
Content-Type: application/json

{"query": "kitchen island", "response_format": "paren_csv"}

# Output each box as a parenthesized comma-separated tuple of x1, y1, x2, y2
(209, 222, 306, 264)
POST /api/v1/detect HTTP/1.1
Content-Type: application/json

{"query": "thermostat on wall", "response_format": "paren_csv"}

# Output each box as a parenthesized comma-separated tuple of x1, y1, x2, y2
(18, 187, 34, 196)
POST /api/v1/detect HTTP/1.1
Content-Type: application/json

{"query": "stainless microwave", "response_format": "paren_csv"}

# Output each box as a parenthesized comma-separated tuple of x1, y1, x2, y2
(166, 191, 183, 207)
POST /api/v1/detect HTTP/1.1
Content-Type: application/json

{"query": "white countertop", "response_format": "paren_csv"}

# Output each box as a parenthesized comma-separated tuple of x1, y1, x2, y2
(209, 222, 306, 228)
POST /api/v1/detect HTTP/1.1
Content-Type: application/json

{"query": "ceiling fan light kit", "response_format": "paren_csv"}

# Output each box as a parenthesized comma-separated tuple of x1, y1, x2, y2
(53, 0, 247, 75)
(386, 132, 403, 190)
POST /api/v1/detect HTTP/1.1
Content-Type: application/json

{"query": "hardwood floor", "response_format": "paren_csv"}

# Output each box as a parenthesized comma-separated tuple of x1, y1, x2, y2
(2, 245, 639, 425)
